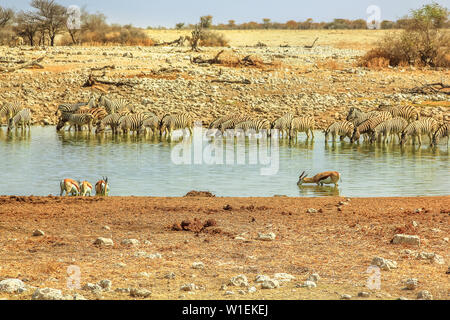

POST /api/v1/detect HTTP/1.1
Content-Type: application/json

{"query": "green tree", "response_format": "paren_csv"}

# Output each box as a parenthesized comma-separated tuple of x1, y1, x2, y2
(200, 15, 213, 28)
(175, 22, 184, 30)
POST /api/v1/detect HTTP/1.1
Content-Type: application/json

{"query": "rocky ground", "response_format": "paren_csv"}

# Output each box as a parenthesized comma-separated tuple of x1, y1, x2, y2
(0, 41, 448, 129)
(0, 195, 448, 300)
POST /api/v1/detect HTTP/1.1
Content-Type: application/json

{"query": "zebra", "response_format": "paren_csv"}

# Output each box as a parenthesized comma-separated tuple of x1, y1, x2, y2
(76, 107, 108, 124)
(142, 114, 161, 136)
(400, 118, 439, 145)
(346, 107, 384, 126)
(8, 108, 32, 131)
(431, 123, 449, 146)
(209, 115, 235, 130)
(97, 94, 129, 114)
(235, 119, 271, 136)
(289, 116, 315, 140)
(119, 112, 154, 135)
(54, 97, 96, 116)
(324, 121, 354, 142)
(96, 114, 125, 134)
(219, 116, 252, 134)
(160, 113, 193, 137)
(350, 114, 393, 143)
(370, 117, 408, 144)
(271, 113, 294, 138)
(1, 101, 23, 125)
(56, 113, 94, 132)
(378, 105, 420, 123)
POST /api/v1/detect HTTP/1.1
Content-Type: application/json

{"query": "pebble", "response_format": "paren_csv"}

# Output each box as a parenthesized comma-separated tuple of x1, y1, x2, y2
(417, 290, 433, 300)
(392, 234, 420, 246)
(371, 257, 398, 271)
(229, 275, 249, 287)
(32, 229, 45, 237)
(130, 288, 151, 298)
(261, 279, 280, 289)
(192, 262, 205, 269)
(257, 232, 276, 241)
(93, 237, 114, 247)
(405, 278, 418, 290)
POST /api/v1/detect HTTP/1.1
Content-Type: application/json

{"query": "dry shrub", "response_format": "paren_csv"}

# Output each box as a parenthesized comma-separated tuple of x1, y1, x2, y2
(217, 51, 282, 70)
(199, 31, 229, 47)
(359, 30, 450, 68)
(60, 25, 154, 46)
(317, 59, 344, 70)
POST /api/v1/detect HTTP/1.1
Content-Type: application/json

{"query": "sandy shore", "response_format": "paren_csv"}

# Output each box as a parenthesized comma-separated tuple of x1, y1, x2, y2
(0, 195, 448, 300)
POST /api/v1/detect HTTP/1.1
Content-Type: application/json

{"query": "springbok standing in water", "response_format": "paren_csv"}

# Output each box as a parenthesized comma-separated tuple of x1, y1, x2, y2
(95, 177, 110, 196)
(297, 171, 341, 187)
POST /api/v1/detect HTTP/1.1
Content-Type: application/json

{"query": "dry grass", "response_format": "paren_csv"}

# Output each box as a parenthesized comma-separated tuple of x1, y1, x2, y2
(145, 29, 401, 49)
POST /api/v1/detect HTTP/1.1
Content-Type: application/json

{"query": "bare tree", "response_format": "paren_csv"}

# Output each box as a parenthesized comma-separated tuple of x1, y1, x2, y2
(14, 11, 40, 46)
(30, 0, 67, 46)
(0, 7, 14, 28)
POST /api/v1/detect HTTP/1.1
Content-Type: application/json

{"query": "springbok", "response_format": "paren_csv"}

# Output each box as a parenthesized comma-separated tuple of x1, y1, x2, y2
(60, 179, 80, 196)
(79, 181, 93, 197)
(95, 177, 110, 196)
(297, 171, 341, 187)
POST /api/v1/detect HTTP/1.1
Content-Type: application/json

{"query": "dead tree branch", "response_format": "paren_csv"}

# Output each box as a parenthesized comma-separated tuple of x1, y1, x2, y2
(0, 54, 47, 72)
(304, 37, 319, 49)
(191, 50, 225, 65)
(406, 82, 450, 95)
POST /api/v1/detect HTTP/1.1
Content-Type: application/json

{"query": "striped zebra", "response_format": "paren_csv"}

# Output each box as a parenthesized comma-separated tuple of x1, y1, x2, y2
(160, 113, 193, 137)
(378, 105, 420, 123)
(56, 113, 94, 132)
(219, 116, 252, 134)
(8, 108, 32, 131)
(97, 95, 129, 114)
(143, 114, 161, 136)
(96, 114, 125, 134)
(370, 117, 408, 143)
(1, 101, 23, 124)
(289, 116, 315, 140)
(324, 121, 354, 142)
(76, 107, 108, 123)
(350, 114, 393, 143)
(119, 112, 154, 135)
(400, 118, 439, 145)
(432, 123, 449, 146)
(272, 113, 294, 138)
(54, 97, 96, 116)
(209, 114, 235, 130)
(235, 119, 271, 136)
(346, 107, 384, 126)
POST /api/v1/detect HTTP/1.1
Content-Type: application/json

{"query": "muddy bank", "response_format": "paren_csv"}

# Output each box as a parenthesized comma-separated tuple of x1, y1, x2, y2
(0, 196, 448, 300)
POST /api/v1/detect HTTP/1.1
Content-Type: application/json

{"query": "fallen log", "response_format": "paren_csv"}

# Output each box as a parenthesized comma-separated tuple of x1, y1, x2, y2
(82, 74, 135, 88)
(211, 79, 251, 85)
(406, 82, 450, 95)
(191, 50, 225, 65)
(0, 54, 46, 72)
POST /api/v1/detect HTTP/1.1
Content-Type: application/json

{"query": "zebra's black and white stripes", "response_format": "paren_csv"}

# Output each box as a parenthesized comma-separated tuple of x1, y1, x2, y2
(160, 113, 193, 137)
(324, 121, 354, 142)
(400, 118, 439, 145)
(432, 123, 449, 146)
(8, 108, 32, 131)
(289, 116, 315, 140)
(1, 101, 24, 124)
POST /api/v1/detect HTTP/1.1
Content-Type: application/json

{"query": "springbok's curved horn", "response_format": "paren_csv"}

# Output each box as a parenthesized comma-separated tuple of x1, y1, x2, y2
(299, 171, 305, 179)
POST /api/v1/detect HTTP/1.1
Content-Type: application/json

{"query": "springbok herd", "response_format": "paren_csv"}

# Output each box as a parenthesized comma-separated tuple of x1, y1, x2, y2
(1, 96, 448, 146)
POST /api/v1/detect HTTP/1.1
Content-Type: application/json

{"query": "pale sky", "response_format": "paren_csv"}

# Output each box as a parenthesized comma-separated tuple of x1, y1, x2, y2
(0, 0, 447, 28)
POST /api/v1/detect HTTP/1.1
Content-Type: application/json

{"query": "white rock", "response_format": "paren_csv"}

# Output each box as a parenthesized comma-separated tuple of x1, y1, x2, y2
(417, 290, 433, 300)
(392, 234, 420, 246)
(94, 237, 114, 247)
(0, 279, 27, 294)
(82, 283, 102, 292)
(192, 262, 205, 269)
(300, 281, 317, 288)
(341, 294, 352, 300)
(248, 286, 257, 293)
(32, 229, 45, 237)
(371, 257, 398, 271)
(406, 279, 418, 290)
(32, 288, 68, 300)
(261, 279, 280, 289)
(229, 275, 249, 287)
(164, 272, 176, 279)
(273, 273, 295, 282)
(307, 273, 320, 283)
(257, 232, 276, 241)
(417, 252, 445, 265)
(130, 288, 151, 298)
(180, 283, 197, 292)
(121, 239, 140, 247)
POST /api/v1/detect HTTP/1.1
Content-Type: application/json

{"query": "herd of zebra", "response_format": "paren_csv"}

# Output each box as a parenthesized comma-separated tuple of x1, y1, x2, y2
(324, 105, 449, 147)
(1, 96, 448, 146)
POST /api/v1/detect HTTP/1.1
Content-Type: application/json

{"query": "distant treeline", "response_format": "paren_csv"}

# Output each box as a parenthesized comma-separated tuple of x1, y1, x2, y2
(163, 15, 450, 30)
